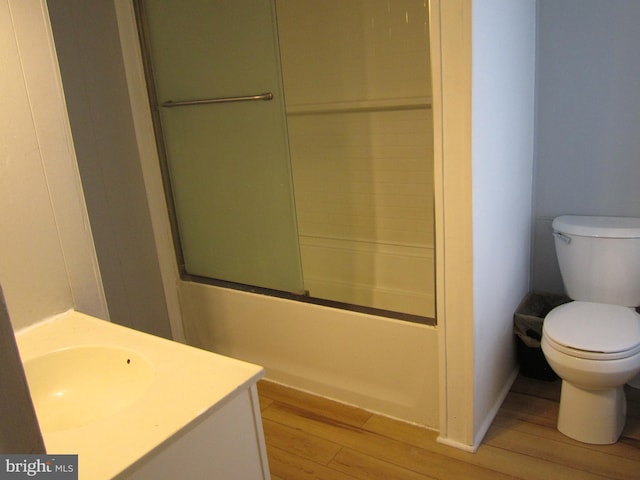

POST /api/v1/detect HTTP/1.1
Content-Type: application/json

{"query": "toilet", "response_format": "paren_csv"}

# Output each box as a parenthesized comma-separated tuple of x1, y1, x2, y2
(541, 215, 640, 444)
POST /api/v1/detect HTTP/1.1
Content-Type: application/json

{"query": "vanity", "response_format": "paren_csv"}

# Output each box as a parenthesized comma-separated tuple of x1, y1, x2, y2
(16, 311, 270, 479)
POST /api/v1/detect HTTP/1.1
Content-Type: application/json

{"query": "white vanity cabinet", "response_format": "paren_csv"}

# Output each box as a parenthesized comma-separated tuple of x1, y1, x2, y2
(121, 385, 270, 480)
(17, 312, 270, 480)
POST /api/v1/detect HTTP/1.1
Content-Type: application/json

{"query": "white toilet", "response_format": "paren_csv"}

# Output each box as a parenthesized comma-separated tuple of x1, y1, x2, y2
(541, 215, 640, 444)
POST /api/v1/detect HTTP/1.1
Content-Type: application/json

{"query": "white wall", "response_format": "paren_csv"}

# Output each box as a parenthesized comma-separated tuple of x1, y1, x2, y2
(433, 0, 536, 451)
(533, 0, 640, 294)
(0, 0, 106, 330)
(471, 0, 536, 447)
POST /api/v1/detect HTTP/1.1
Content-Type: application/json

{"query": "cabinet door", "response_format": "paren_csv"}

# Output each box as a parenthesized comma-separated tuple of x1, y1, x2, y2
(140, 0, 304, 294)
(123, 388, 269, 479)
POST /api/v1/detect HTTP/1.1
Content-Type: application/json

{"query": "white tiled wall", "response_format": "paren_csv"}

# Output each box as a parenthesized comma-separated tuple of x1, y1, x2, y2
(276, 0, 431, 105)
(276, 0, 434, 317)
(0, 0, 106, 329)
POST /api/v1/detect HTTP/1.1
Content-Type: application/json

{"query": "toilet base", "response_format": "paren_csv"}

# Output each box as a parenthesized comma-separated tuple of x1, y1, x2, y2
(557, 381, 626, 444)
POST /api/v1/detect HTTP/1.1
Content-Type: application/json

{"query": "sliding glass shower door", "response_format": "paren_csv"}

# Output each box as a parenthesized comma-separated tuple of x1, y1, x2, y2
(138, 0, 305, 294)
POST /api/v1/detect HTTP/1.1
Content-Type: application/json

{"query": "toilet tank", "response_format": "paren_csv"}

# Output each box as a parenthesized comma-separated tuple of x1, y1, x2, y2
(552, 215, 640, 307)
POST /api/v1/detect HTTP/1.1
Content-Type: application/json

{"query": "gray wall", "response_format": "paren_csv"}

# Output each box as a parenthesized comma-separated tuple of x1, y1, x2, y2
(48, 1, 172, 338)
(0, 286, 44, 454)
(532, 0, 640, 294)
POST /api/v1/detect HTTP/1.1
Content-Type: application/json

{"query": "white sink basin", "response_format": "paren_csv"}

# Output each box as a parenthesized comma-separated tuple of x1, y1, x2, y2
(17, 312, 264, 479)
(24, 346, 154, 432)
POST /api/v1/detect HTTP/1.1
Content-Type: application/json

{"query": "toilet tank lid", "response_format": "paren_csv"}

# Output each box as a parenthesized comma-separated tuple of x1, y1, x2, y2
(553, 215, 640, 238)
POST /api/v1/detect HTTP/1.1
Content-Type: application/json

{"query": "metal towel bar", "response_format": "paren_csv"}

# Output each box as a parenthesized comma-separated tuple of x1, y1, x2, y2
(162, 92, 273, 108)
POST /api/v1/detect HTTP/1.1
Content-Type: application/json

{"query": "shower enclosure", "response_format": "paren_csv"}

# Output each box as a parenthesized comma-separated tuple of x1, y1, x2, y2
(136, 0, 434, 321)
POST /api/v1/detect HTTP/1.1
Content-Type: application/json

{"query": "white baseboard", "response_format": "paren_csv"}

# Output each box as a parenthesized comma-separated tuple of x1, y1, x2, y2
(437, 366, 519, 453)
(436, 435, 477, 453)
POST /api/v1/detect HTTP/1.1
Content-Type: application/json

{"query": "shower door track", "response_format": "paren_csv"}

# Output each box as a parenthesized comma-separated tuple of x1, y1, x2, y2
(182, 272, 436, 326)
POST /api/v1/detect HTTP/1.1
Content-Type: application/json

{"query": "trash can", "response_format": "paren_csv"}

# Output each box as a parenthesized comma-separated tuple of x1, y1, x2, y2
(514, 292, 571, 381)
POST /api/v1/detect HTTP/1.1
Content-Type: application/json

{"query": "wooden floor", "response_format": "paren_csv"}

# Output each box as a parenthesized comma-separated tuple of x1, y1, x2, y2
(257, 375, 640, 480)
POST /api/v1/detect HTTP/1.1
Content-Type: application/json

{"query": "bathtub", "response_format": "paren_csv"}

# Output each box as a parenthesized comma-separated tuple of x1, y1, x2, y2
(16, 310, 269, 479)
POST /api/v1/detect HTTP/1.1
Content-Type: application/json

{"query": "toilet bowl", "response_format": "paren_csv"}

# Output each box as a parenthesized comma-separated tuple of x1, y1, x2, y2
(541, 301, 640, 444)
(540, 215, 640, 444)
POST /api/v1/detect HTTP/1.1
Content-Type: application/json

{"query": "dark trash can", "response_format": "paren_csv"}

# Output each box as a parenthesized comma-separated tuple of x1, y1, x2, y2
(514, 292, 571, 381)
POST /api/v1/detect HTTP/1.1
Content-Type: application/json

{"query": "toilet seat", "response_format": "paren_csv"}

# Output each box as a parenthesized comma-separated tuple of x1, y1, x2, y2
(543, 301, 640, 360)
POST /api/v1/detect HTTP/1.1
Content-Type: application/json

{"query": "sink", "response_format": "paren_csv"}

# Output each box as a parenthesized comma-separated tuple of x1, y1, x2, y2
(23, 346, 154, 432)
(16, 311, 266, 479)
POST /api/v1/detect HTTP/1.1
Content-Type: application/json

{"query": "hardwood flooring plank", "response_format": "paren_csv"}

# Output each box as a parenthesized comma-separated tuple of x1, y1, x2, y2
(267, 446, 357, 480)
(258, 375, 640, 480)
(263, 402, 518, 480)
(259, 395, 274, 411)
(362, 414, 613, 480)
(505, 378, 640, 443)
(362, 414, 438, 450)
(509, 376, 561, 402)
(511, 376, 640, 417)
(493, 410, 640, 461)
(484, 422, 640, 480)
(329, 448, 437, 480)
(623, 414, 640, 442)
(498, 392, 559, 428)
(258, 380, 372, 428)
(262, 418, 342, 465)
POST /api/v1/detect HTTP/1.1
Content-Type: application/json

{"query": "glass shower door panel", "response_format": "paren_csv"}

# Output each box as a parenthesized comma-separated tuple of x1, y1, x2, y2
(143, 0, 304, 293)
